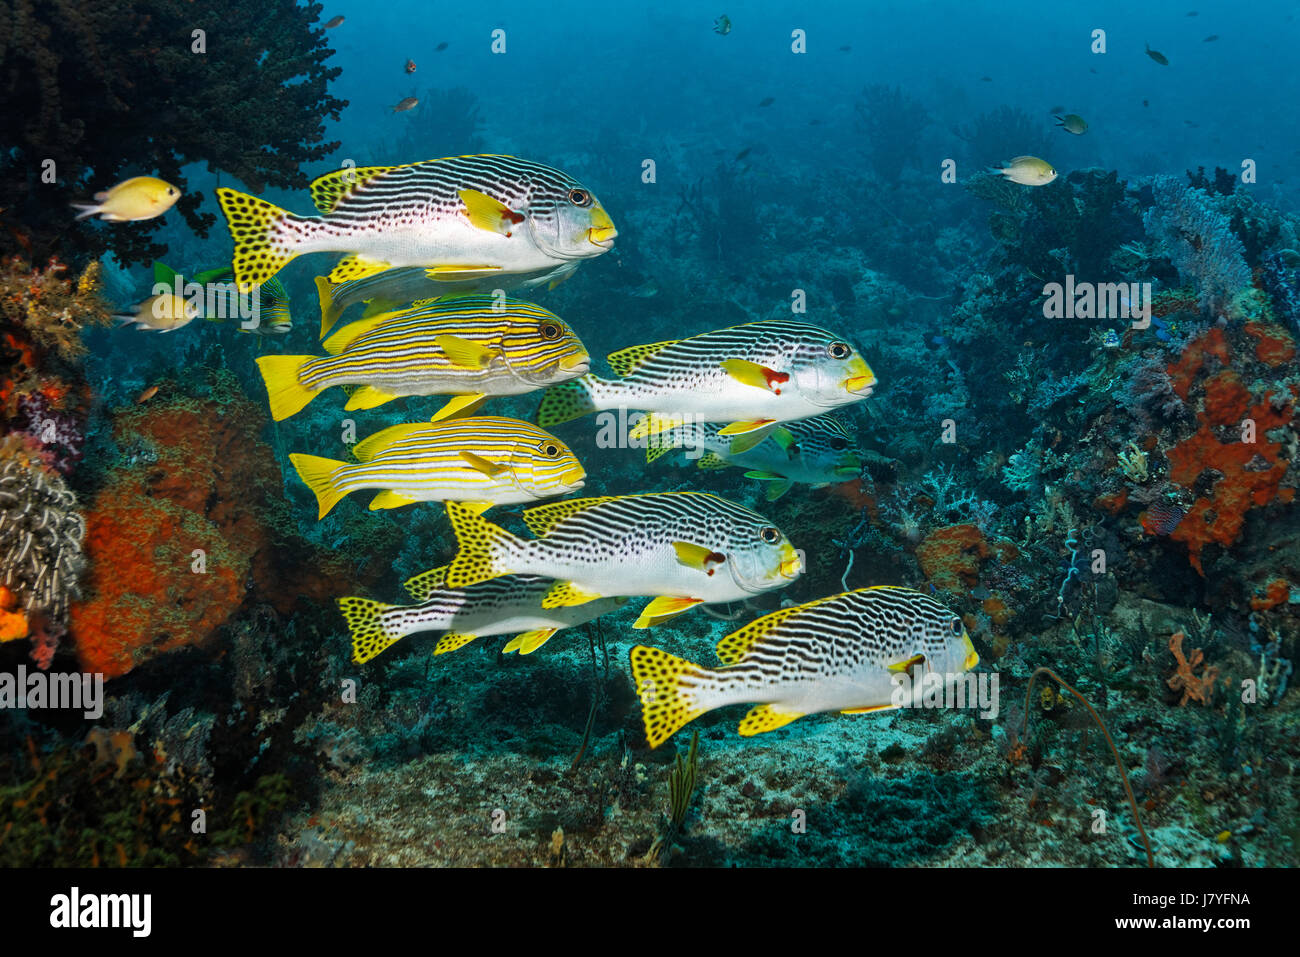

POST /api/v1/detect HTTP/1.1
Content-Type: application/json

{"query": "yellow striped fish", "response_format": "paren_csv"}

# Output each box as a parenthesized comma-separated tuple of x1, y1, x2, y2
(254, 296, 589, 421)
(290, 416, 585, 519)
(444, 492, 803, 628)
(630, 587, 980, 748)
(536, 319, 876, 454)
(314, 262, 579, 338)
(339, 566, 626, 663)
(215, 154, 616, 292)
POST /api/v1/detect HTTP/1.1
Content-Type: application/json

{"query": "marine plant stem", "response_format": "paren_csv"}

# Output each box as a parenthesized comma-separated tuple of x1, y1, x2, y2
(1019, 667, 1154, 867)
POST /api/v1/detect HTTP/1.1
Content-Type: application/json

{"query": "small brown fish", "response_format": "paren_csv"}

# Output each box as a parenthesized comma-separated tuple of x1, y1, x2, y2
(980, 75, 993, 82)
(324, 15, 344, 28)
(735, 147, 752, 162)
(392, 97, 419, 112)
(436, 41, 448, 51)
(838, 45, 850, 52)
(1203, 34, 1218, 42)
(136, 384, 159, 404)
(758, 97, 774, 107)
(1145, 44, 1169, 65)
(1143, 99, 1149, 107)
(405, 59, 416, 73)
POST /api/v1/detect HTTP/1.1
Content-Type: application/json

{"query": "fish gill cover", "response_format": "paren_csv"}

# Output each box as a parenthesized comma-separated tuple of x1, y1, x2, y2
(0, 0, 1296, 883)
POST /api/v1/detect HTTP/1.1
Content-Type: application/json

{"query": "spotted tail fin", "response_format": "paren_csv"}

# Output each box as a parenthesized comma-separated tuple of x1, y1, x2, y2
(535, 376, 601, 427)
(216, 187, 299, 292)
(338, 597, 401, 664)
(629, 644, 713, 749)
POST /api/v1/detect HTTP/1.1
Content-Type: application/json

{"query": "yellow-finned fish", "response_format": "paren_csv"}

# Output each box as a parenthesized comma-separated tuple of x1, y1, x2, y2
(648, 414, 864, 501)
(113, 293, 199, 332)
(443, 491, 803, 628)
(73, 176, 180, 222)
(993, 155, 1058, 186)
(255, 295, 589, 421)
(215, 154, 616, 292)
(339, 566, 626, 663)
(290, 416, 585, 519)
(630, 586, 980, 748)
(314, 261, 579, 338)
(536, 319, 876, 454)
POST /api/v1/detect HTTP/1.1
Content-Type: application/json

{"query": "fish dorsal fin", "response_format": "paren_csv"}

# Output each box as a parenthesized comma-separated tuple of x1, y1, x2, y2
(403, 564, 449, 600)
(714, 596, 839, 665)
(606, 339, 679, 377)
(520, 496, 617, 537)
(352, 422, 435, 462)
(321, 308, 401, 353)
(309, 166, 400, 213)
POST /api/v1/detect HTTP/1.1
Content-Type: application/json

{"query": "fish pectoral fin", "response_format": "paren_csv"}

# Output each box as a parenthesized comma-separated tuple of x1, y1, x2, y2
(328, 255, 393, 284)
(886, 653, 926, 674)
(720, 358, 790, 392)
(737, 703, 804, 737)
(434, 632, 478, 655)
(369, 490, 418, 511)
(541, 581, 604, 609)
(458, 188, 525, 236)
(459, 450, 507, 477)
(633, 595, 705, 629)
(343, 385, 401, 410)
(671, 541, 726, 574)
(436, 334, 497, 369)
(425, 264, 505, 281)
(841, 704, 897, 715)
(431, 394, 488, 422)
(764, 478, 793, 501)
(720, 421, 777, 454)
(504, 628, 557, 655)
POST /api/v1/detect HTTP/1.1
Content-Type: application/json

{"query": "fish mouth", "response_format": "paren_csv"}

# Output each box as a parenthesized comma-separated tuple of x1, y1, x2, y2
(560, 468, 586, 487)
(845, 374, 875, 395)
(962, 634, 980, 671)
(587, 226, 617, 247)
(778, 543, 803, 579)
(558, 353, 591, 373)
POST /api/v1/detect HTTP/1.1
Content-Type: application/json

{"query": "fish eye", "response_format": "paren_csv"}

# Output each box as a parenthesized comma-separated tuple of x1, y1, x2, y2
(541, 442, 561, 457)
(950, 618, 964, 636)
(759, 526, 780, 544)
(568, 188, 592, 207)
(828, 341, 851, 359)
(829, 437, 847, 451)
(539, 321, 561, 340)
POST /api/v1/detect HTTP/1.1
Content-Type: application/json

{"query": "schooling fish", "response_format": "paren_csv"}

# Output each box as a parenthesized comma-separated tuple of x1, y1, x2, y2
(290, 416, 585, 519)
(648, 414, 864, 501)
(1053, 113, 1088, 134)
(216, 154, 616, 292)
(154, 262, 293, 336)
(341, 566, 626, 663)
(443, 492, 804, 627)
(536, 319, 875, 453)
(314, 261, 579, 337)
(255, 295, 590, 421)
(993, 155, 1058, 186)
(392, 96, 419, 112)
(72, 176, 180, 222)
(630, 586, 979, 747)
(1145, 44, 1169, 65)
(324, 15, 344, 28)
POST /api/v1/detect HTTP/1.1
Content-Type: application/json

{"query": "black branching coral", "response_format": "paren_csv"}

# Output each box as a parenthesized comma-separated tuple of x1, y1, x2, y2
(0, 0, 347, 266)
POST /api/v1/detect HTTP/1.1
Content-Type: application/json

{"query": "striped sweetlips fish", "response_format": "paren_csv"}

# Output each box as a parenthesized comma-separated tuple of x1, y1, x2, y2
(339, 565, 627, 664)
(215, 154, 617, 292)
(443, 491, 804, 628)
(314, 261, 581, 338)
(289, 416, 585, 519)
(254, 296, 590, 421)
(536, 319, 876, 453)
(647, 413, 864, 501)
(630, 586, 980, 748)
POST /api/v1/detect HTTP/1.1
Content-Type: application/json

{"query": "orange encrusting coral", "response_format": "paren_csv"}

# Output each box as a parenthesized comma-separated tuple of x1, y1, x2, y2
(1250, 578, 1291, 611)
(1166, 327, 1229, 400)
(915, 524, 1019, 594)
(1166, 631, 1219, 707)
(0, 585, 28, 642)
(1243, 320, 1296, 368)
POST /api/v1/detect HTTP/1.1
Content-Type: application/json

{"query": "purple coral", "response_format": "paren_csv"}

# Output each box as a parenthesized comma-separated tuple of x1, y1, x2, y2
(1143, 176, 1252, 317)
(15, 392, 86, 475)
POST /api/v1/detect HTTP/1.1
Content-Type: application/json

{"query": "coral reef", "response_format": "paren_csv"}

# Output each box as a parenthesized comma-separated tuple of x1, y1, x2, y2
(854, 84, 929, 183)
(1144, 176, 1253, 317)
(0, 0, 347, 265)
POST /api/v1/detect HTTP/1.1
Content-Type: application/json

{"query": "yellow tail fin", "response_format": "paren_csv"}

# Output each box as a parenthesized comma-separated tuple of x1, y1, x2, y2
(289, 453, 351, 519)
(316, 276, 343, 338)
(338, 597, 400, 664)
(216, 187, 297, 292)
(628, 644, 711, 749)
(444, 502, 523, 588)
(255, 354, 318, 421)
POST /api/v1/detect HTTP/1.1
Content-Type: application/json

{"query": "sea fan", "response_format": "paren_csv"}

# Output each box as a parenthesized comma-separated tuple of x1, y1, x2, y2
(1144, 176, 1252, 317)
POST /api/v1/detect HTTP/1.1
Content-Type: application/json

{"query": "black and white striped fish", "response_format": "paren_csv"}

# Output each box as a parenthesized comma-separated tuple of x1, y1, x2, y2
(536, 320, 876, 453)
(647, 413, 865, 500)
(216, 155, 616, 292)
(339, 566, 626, 663)
(255, 296, 589, 421)
(290, 416, 585, 519)
(630, 586, 980, 747)
(443, 491, 803, 628)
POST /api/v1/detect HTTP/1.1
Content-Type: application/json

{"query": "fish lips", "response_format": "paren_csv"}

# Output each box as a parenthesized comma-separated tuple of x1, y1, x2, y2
(558, 353, 591, 374)
(587, 225, 618, 248)
(845, 374, 876, 396)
